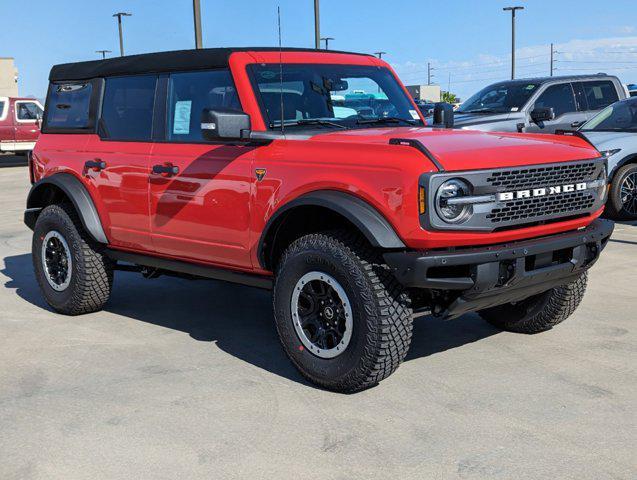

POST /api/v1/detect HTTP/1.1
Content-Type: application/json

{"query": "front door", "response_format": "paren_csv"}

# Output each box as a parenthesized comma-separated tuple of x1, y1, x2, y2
(84, 75, 157, 252)
(149, 69, 253, 269)
(526, 83, 582, 133)
(14, 100, 43, 147)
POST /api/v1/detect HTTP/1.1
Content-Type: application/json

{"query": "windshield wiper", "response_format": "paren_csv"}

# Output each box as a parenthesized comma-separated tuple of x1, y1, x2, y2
(270, 119, 347, 129)
(356, 117, 416, 126)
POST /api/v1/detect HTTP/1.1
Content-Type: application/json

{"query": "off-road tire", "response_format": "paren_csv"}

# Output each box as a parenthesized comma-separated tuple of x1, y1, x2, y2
(607, 163, 637, 220)
(478, 272, 587, 334)
(273, 231, 413, 392)
(32, 203, 113, 315)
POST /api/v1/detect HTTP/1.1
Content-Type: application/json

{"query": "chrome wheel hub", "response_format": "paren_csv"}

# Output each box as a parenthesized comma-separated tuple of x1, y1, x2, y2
(290, 271, 353, 359)
(620, 172, 637, 215)
(41, 231, 72, 292)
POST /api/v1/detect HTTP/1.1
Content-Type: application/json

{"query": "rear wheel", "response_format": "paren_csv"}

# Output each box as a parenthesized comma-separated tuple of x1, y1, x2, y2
(273, 231, 413, 392)
(478, 272, 587, 334)
(608, 163, 637, 220)
(32, 203, 114, 315)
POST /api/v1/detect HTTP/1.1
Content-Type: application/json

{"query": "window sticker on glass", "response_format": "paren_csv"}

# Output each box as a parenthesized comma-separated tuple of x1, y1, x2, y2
(409, 109, 420, 120)
(173, 100, 192, 134)
(525, 84, 536, 90)
(511, 107, 519, 112)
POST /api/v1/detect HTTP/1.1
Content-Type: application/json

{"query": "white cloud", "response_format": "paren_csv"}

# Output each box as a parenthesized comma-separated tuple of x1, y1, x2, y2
(396, 36, 637, 99)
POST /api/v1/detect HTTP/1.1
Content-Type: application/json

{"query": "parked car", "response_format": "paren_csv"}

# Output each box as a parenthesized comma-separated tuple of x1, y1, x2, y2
(627, 83, 637, 97)
(0, 96, 44, 155)
(579, 96, 637, 219)
(25, 48, 613, 392)
(415, 100, 435, 117)
(454, 74, 626, 133)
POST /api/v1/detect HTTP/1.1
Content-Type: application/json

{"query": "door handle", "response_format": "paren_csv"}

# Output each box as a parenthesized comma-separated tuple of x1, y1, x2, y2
(84, 159, 106, 171)
(152, 164, 179, 176)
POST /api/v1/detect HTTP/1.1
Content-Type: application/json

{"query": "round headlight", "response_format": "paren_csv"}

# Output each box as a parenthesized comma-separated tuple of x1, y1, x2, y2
(435, 179, 473, 223)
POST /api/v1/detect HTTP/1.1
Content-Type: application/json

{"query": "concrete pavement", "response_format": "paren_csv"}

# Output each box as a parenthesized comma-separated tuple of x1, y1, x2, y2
(0, 166, 635, 479)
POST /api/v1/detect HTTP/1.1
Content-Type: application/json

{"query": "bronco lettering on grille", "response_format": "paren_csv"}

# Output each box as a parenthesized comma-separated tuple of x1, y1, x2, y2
(497, 182, 588, 201)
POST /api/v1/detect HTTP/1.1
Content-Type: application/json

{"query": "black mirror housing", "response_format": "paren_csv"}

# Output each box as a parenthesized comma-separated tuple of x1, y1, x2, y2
(201, 108, 251, 141)
(530, 107, 555, 123)
(433, 102, 454, 128)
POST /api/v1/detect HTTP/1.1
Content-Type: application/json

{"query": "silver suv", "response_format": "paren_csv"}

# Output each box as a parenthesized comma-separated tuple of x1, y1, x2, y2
(454, 74, 626, 134)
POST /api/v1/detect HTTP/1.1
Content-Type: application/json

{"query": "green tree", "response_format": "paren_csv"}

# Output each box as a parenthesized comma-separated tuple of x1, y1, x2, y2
(441, 91, 458, 103)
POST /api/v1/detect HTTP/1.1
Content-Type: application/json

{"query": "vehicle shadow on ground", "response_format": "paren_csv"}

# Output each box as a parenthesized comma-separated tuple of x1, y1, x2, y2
(2, 253, 499, 387)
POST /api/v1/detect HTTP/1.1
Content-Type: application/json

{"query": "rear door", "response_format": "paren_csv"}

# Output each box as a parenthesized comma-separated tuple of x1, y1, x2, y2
(84, 75, 157, 252)
(14, 100, 43, 146)
(526, 82, 581, 133)
(148, 69, 254, 269)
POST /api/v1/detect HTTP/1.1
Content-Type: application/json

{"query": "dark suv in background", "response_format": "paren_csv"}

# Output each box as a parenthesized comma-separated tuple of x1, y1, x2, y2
(454, 74, 626, 133)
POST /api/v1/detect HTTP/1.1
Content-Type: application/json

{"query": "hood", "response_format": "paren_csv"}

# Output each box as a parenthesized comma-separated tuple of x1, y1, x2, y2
(308, 127, 600, 171)
(579, 130, 637, 150)
(452, 111, 514, 128)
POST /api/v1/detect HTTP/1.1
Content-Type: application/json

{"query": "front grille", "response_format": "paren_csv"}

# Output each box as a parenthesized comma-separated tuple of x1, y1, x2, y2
(487, 190, 595, 223)
(486, 162, 597, 190)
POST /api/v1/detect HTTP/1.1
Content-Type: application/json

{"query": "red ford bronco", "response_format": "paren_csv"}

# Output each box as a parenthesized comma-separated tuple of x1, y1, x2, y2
(25, 48, 613, 392)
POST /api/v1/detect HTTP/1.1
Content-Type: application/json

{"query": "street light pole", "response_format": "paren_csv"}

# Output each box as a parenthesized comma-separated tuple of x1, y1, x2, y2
(374, 51, 386, 59)
(96, 50, 112, 59)
(503, 6, 524, 80)
(113, 12, 132, 57)
(314, 0, 320, 49)
(193, 0, 203, 49)
(321, 37, 334, 50)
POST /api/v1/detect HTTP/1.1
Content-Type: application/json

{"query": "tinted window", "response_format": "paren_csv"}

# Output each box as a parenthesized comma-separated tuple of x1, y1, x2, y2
(16, 102, 42, 120)
(101, 75, 156, 140)
(458, 82, 540, 114)
(582, 81, 619, 110)
(581, 98, 637, 132)
(0, 101, 5, 118)
(45, 83, 93, 129)
(534, 83, 576, 117)
(167, 70, 240, 142)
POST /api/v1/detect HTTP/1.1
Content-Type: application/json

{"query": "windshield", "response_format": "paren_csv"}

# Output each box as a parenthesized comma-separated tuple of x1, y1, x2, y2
(457, 81, 540, 114)
(581, 98, 637, 132)
(249, 64, 423, 129)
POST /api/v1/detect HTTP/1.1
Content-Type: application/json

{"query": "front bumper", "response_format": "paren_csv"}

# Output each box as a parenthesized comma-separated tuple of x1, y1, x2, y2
(384, 219, 614, 318)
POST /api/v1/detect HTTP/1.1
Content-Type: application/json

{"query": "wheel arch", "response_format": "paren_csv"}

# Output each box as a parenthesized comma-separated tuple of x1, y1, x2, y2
(609, 153, 637, 180)
(257, 190, 405, 271)
(25, 173, 108, 244)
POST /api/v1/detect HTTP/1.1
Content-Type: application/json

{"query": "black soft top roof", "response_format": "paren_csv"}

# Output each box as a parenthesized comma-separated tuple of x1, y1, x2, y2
(49, 47, 372, 82)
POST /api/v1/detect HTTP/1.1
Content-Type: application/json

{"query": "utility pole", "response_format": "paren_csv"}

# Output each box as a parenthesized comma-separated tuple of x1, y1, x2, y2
(96, 50, 112, 59)
(427, 62, 434, 85)
(112, 12, 132, 57)
(314, 0, 321, 49)
(550, 43, 555, 76)
(503, 6, 524, 80)
(321, 37, 334, 50)
(374, 51, 386, 59)
(193, 0, 203, 49)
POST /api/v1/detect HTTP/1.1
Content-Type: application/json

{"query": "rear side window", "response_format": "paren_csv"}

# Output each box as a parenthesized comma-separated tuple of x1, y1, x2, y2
(582, 81, 619, 110)
(45, 83, 93, 129)
(100, 75, 157, 140)
(0, 100, 5, 119)
(166, 69, 240, 142)
(534, 83, 577, 117)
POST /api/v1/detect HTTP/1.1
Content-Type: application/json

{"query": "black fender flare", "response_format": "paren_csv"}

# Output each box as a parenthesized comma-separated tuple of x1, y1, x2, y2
(258, 190, 405, 268)
(25, 173, 108, 244)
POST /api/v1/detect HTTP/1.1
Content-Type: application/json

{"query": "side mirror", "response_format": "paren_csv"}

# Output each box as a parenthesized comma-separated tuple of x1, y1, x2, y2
(36, 113, 43, 129)
(530, 107, 555, 123)
(432, 102, 454, 128)
(201, 108, 251, 141)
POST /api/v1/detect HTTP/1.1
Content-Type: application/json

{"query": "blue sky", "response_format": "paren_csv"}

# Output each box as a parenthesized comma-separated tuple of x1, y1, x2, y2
(3, 0, 637, 100)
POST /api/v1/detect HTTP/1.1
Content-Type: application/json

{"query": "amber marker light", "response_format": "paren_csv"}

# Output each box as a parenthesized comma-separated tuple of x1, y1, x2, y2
(419, 186, 426, 214)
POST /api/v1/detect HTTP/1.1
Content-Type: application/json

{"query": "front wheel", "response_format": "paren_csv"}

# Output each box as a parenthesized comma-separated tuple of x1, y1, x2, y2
(273, 231, 413, 392)
(478, 272, 587, 334)
(607, 163, 637, 220)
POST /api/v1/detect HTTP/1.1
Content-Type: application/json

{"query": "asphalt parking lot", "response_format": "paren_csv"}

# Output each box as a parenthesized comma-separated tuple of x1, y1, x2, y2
(0, 165, 635, 479)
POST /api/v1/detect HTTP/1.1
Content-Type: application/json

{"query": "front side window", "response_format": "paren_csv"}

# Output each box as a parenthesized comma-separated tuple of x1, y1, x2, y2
(250, 64, 422, 129)
(533, 83, 577, 117)
(166, 69, 240, 142)
(16, 101, 43, 121)
(0, 100, 5, 119)
(44, 83, 93, 129)
(101, 75, 156, 140)
(457, 82, 540, 114)
(581, 98, 637, 132)
(582, 81, 619, 111)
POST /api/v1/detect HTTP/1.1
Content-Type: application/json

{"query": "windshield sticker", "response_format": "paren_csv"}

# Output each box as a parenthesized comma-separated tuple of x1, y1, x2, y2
(173, 100, 192, 135)
(525, 84, 536, 90)
(511, 107, 519, 112)
(409, 109, 420, 120)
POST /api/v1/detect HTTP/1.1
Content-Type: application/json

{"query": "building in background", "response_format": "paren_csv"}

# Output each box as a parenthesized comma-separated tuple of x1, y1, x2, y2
(0, 58, 19, 97)
(405, 84, 441, 102)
